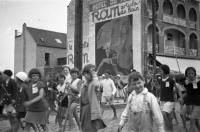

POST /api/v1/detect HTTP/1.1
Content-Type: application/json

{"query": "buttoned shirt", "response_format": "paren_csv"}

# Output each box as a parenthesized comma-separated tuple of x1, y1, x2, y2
(119, 88, 164, 132)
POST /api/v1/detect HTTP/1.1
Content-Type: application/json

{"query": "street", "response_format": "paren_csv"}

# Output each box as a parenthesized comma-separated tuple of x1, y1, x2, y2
(0, 107, 189, 132)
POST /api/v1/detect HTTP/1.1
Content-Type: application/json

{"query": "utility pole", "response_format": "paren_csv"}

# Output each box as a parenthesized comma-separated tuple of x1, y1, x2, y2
(152, 0, 156, 78)
(74, 0, 83, 70)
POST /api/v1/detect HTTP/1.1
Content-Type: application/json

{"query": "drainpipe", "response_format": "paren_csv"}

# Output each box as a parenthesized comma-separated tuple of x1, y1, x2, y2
(23, 23, 26, 72)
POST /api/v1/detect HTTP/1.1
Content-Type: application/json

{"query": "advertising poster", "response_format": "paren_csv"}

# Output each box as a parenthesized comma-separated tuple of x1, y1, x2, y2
(88, 0, 141, 75)
(95, 15, 133, 76)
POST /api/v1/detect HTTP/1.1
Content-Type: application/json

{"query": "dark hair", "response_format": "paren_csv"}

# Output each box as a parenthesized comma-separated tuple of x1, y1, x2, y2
(128, 72, 144, 85)
(175, 74, 186, 83)
(57, 73, 66, 81)
(185, 67, 196, 77)
(104, 69, 111, 75)
(82, 64, 96, 75)
(28, 68, 42, 78)
(3, 70, 13, 77)
(160, 64, 170, 74)
(70, 67, 79, 75)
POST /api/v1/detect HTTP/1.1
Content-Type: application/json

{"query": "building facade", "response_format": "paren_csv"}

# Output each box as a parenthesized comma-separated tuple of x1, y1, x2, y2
(14, 23, 67, 74)
(67, 0, 200, 75)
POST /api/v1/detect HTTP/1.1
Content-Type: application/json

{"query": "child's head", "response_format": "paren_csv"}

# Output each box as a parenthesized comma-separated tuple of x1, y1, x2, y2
(15, 72, 28, 83)
(128, 72, 145, 94)
(160, 64, 170, 75)
(57, 74, 66, 84)
(185, 67, 196, 80)
(28, 68, 41, 82)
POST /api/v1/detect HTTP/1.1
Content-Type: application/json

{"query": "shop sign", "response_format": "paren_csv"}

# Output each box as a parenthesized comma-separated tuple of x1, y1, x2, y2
(89, 0, 141, 22)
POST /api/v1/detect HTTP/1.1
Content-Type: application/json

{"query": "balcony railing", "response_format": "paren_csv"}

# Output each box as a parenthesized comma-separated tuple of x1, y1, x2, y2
(147, 42, 159, 52)
(189, 49, 198, 56)
(189, 21, 197, 29)
(163, 15, 186, 27)
(164, 41, 185, 55)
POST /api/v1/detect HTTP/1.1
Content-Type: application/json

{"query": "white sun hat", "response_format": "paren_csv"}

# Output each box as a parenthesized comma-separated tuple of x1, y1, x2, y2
(16, 72, 28, 82)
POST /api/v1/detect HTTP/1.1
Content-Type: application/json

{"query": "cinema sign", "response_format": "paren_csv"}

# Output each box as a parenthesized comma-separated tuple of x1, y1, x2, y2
(90, 0, 141, 22)
(88, 0, 143, 73)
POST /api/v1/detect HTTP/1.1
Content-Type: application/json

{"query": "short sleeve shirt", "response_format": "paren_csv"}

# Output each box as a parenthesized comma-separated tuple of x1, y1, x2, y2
(25, 81, 48, 112)
(184, 80, 200, 105)
(158, 77, 175, 102)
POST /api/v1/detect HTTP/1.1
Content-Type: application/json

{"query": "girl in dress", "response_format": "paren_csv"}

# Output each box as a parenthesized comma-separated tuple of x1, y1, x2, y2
(80, 64, 106, 132)
(24, 68, 48, 132)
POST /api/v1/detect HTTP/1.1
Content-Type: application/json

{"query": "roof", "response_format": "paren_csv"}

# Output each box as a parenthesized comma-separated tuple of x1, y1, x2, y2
(27, 27, 66, 49)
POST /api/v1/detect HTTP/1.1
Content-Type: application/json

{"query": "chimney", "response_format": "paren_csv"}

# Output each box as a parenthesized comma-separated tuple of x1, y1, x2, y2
(15, 30, 18, 37)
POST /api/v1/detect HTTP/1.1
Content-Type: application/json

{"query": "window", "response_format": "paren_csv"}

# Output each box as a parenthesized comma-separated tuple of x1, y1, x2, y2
(40, 38, 45, 42)
(167, 33, 173, 40)
(177, 4, 186, 19)
(147, 0, 159, 11)
(55, 39, 62, 44)
(163, 0, 173, 15)
(45, 53, 50, 66)
(189, 33, 198, 56)
(57, 57, 66, 65)
(189, 8, 197, 22)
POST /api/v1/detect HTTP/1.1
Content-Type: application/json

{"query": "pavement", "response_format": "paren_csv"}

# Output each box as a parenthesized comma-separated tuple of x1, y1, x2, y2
(0, 100, 190, 132)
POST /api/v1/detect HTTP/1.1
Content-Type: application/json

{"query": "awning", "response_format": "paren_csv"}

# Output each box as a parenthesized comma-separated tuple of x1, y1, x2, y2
(156, 56, 200, 75)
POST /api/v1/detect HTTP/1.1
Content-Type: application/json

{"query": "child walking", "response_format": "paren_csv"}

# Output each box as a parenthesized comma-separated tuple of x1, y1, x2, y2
(118, 72, 164, 132)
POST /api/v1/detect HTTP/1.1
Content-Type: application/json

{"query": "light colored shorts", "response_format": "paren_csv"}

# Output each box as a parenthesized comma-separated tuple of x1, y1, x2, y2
(101, 96, 114, 104)
(160, 101, 174, 113)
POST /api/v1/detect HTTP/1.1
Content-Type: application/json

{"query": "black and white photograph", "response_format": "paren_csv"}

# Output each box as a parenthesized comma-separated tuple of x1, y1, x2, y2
(1, 0, 200, 132)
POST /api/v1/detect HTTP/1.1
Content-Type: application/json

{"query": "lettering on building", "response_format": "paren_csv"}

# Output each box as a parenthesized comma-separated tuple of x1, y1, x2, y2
(67, 39, 90, 65)
(90, 0, 141, 22)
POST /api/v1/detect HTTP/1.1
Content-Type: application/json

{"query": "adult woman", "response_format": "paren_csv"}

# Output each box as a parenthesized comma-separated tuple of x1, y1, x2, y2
(24, 68, 48, 132)
(80, 64, 106, 132)
(184, 67, 200, 132)
(62, 65, 71, 84)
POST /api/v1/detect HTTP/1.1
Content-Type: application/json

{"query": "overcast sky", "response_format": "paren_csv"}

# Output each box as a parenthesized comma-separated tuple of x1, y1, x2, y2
(0, 0, 71, 71)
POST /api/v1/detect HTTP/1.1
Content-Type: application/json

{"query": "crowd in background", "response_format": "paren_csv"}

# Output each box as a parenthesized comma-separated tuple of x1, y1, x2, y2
(0, 64, 200, 132)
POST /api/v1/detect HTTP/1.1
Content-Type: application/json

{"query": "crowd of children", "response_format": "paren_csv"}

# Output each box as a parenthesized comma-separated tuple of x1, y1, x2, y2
(0, 63, 200, 132)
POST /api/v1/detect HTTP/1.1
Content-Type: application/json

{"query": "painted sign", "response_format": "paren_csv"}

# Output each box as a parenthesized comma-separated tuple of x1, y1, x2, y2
(82, 38, 90, 66)
(87, 0, 142, 75)
(66, 38, 90, 67)
(95, 15, 133, 75)
(66, 40, 74, 67)
(89, 0, 141, 23)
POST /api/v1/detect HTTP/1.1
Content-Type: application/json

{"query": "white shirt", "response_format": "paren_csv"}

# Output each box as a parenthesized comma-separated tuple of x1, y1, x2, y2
(119, 88, 164, 132)
(101, 78, 117, 96)
(56, 83, 67, 93)
(65, 74, 72, 84)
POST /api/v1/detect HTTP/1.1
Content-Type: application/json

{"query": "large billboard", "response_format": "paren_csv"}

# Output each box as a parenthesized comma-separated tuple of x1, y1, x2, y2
(95, 15, 133, 75)
(88, 0, 141, 75)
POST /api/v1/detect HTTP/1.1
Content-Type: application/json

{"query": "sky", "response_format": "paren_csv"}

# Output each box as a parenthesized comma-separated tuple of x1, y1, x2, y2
(0, 0, 71, 71)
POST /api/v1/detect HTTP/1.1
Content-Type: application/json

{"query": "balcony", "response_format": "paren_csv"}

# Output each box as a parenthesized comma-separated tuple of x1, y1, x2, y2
(189, 49, 198, 56)
(163, 15, 186, 27)
(147, 42, 159, 53)
(164, 41, 185, 55)
(189, 21, 197, 29)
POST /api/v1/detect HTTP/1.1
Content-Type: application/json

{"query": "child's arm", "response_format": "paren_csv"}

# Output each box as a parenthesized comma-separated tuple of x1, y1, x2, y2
(118, 94, 132, 129)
